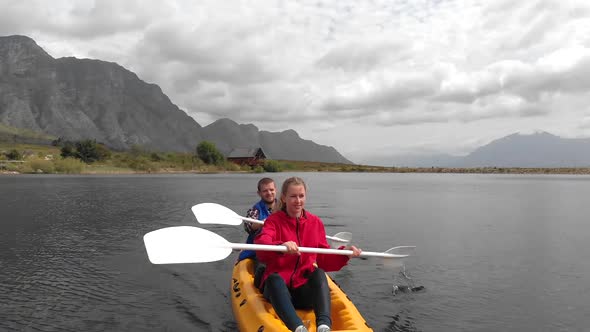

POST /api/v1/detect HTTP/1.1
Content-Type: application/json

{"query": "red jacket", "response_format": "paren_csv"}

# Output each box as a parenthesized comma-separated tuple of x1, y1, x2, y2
(254, 209, 350, 289)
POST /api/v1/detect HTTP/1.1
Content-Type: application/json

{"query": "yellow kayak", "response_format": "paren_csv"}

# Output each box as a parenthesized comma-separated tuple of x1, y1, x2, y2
(231, 259, 374, 332)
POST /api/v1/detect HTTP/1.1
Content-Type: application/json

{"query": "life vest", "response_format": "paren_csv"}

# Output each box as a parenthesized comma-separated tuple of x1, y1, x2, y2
(237, 200, 272, 261)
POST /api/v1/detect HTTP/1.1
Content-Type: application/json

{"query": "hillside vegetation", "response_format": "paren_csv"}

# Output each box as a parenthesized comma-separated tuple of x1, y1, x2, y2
(2, 141, 590, 175)
(2, 124, 590, 175)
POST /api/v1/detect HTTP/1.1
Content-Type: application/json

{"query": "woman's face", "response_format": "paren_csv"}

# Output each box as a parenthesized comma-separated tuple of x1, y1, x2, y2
(282, 184, 306, 218)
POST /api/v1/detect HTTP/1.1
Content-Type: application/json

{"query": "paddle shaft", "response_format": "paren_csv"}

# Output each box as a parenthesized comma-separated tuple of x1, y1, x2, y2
(143, 226, 410, 264)
(228, 242, 406, 258)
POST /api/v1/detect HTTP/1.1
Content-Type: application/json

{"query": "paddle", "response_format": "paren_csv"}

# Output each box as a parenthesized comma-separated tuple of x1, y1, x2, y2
(143, 226, 412, 265)
(191, 202, 352, 244)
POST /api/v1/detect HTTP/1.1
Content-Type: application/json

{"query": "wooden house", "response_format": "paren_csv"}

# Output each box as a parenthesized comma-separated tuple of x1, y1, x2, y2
(227, 147, 268, 166)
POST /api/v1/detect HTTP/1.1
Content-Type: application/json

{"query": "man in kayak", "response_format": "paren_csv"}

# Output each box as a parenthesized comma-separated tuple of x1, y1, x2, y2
(255, 177, 362, 332)
(238, 177, 278, 288)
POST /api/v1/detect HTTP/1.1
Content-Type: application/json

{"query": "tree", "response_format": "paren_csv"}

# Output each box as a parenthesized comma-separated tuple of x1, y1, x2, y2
(6, 149, 21, 160)
(60, 141, 76, 158)
(51, 137, 65, 147)
(75, 139, 101, 163)
(196, 141, 224, 165)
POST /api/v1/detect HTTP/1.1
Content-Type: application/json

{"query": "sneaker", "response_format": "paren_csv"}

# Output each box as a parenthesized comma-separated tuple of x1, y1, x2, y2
(317, 324, 331, 332)
(294, 325, 308, 332)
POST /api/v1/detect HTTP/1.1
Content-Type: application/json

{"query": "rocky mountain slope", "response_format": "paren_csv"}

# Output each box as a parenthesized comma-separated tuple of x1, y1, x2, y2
(0, 35, 351, 164)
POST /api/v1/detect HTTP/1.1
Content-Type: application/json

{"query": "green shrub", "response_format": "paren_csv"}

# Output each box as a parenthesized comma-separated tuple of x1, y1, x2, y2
(223, 161, 242, 172)
(25, 157, 55, 173)
(253, 165, 264, 173)
(6, 149, 22, 160)
(54, 157, 85, 174)
(16, 163, 33, 173)
(263, 160, 282, 172)
(196, 141, 225, 165)
(279, 162, 297, 170)
(60, 142, 76, 158)
(128, 157, 157, 172)
(95, 143, 111, 160)
(150, 152, 163, 162)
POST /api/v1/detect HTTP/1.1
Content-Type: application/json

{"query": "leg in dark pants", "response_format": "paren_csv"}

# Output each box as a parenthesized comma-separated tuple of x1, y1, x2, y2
(253, 260, 266, 290)
(292, 268, 332, 328)
(263, 273, 303, 331)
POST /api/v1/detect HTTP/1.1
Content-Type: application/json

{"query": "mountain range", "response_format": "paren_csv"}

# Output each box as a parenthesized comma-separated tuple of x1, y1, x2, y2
(385, 132, 590, 168)
(2, 35, 590, 168)
(0, 35, 351, 164)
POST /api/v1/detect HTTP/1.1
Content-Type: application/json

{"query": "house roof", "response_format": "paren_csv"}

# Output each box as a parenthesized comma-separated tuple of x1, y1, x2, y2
(227, 147, 268, 159)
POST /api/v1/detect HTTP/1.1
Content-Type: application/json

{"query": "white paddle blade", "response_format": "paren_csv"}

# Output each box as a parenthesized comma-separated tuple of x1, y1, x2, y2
(380, 257, 406, 269)
(385, 246, 416, 256)
(192, 203, 243, 226)
(143, 226, 232, 264)
(380, 246, 415, 269)
(327, 231, 352, 247)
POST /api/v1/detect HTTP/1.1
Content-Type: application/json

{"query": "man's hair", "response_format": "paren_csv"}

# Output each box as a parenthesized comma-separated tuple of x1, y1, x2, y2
(257, 177, 275, 191)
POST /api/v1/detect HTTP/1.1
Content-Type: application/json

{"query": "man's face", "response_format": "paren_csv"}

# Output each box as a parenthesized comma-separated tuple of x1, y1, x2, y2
(258, 182, 276, 204)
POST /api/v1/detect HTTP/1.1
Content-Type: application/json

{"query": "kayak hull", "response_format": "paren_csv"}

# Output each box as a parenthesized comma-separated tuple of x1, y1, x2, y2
(231, 259, 373, 332)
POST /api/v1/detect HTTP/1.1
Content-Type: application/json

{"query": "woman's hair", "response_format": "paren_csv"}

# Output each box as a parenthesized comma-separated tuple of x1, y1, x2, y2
(278, 177, 307, 212)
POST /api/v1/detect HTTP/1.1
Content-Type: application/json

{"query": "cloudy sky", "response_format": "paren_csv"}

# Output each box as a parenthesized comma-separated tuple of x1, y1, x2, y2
(2, 0, 590, 164)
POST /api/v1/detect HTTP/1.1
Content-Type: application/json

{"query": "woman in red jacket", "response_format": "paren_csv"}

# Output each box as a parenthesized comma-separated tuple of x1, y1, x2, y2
(255, 177, 362, 332)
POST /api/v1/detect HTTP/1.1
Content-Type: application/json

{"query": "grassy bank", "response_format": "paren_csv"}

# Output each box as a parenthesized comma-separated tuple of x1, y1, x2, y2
(279, 160, 590, 174)
(2, 141, 590, 175)
(0, 142, 246, 174)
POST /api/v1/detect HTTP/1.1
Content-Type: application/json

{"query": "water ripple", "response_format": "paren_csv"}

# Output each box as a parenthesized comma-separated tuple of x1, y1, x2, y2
(2, 174, 590, 331)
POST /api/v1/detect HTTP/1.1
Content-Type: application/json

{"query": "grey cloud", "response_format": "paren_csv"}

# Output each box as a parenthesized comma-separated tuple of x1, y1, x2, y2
(370, 90, 550, 127)
(181, 81, 313, 126)
(519, 105, 549, 117)
(435, 75, 503, 104)
(0, 3, 42, 35)
(504, 55, 590, 99)
(514, 11, 555, 49)
(321, 76, 438, 112)
(485, 0, 582, 53)
(193, 60, 278, 85)
(315, 40, 410, 72)
(0, 1, 162, 41)
(580, 116, 590, 129)
(374, 109, 453, 126)
(137, 25, 220, 64)
(36, 1, 161, 40)
(433, 51, 590, 108)
(136, 23, 281, 86)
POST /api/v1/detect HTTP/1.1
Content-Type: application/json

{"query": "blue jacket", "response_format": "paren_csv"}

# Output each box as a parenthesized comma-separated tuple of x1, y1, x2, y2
(237, 199, 272, 261)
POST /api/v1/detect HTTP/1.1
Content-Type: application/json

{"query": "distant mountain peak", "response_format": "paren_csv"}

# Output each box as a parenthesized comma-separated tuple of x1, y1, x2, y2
(515, 130, 554, 137)
(1, 34, 37, 45)
(372, 131, 590, 167)
(0, 34, 51, 57)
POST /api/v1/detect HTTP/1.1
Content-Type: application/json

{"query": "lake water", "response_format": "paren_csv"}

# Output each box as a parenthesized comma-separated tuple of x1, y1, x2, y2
(1, 173, 589, 332)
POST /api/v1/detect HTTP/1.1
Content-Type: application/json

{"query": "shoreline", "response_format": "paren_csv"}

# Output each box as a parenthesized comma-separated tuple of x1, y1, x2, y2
(3, 167, 590, 175)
